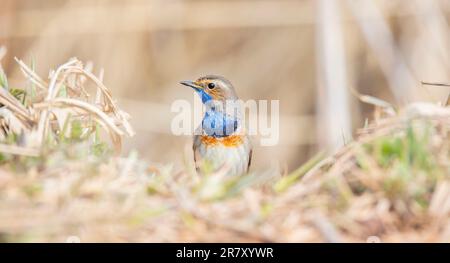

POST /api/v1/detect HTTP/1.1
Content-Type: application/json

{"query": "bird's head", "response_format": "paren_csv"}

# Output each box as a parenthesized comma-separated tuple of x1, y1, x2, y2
(180, 75, 238, 104)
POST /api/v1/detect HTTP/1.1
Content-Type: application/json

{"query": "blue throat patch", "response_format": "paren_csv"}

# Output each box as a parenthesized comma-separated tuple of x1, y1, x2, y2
(196, 89, 239, 137)
(196, 89, 212, 103)
(202, 109, 239, 138)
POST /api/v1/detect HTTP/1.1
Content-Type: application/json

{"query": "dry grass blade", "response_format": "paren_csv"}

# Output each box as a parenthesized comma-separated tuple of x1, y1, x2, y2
(67, 67, 136, 137)
(0, 88, 33, 123)
(34, 98, 124, 152)
(350, 86, 396, 116)
(421, 81, 450, 87)
(0, 144, 39, 156)
(14, 57, 48, 91)
(0, 55, 134, 156)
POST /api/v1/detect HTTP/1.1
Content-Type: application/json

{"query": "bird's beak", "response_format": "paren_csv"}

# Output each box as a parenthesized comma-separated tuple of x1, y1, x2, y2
(180, 80, 202, 91)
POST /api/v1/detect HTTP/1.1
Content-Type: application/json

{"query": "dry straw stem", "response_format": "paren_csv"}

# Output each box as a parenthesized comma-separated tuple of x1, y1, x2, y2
(0, 54, 134, 155)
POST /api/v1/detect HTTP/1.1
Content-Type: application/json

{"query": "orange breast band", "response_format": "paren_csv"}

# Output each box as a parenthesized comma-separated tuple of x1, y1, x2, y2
(201, 135, 244, 147)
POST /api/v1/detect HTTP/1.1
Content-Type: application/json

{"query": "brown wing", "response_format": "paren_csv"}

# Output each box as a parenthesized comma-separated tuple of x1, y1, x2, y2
(193, 135, 201, 171)
(245, 135, 253, 173)
(247, 148, 252, 172)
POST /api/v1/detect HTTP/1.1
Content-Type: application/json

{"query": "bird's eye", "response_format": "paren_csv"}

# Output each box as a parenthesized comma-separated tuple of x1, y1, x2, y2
(207, 83, 216, 89)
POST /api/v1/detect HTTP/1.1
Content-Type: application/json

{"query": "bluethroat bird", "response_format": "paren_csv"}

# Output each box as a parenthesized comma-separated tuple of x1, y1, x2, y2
(180, 75, 252, 176)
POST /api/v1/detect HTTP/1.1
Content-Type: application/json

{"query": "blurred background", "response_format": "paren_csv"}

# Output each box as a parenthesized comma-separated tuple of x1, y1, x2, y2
(0, 0, 448, 172)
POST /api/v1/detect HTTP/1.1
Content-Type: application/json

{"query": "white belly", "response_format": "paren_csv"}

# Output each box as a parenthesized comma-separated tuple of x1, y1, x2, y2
(193, 135, 252, 176)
